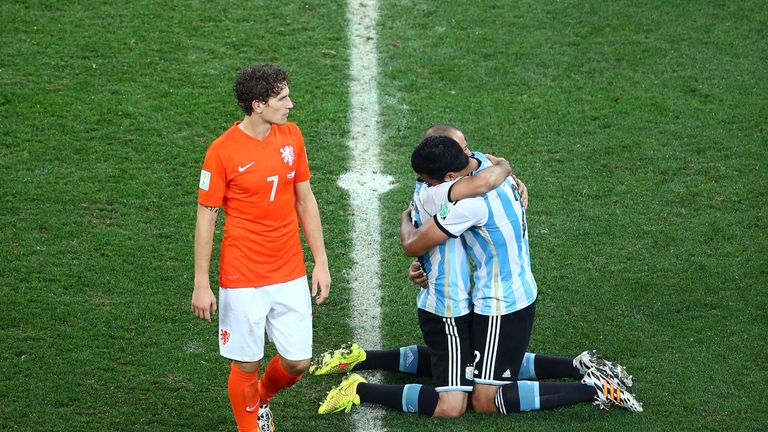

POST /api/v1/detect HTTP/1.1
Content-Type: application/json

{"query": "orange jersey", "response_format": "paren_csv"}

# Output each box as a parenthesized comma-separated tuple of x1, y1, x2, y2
(198, 121, 311, 288)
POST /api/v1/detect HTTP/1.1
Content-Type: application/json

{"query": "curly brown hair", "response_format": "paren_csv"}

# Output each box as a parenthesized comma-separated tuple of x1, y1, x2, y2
(233, 64, 289, 115)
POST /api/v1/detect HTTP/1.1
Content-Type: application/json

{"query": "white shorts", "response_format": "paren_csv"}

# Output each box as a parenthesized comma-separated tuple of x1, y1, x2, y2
(218, 276, 312, 362)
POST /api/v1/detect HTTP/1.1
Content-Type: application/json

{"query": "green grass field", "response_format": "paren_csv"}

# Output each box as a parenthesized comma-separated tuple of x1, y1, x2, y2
(1, 1, 766, 431)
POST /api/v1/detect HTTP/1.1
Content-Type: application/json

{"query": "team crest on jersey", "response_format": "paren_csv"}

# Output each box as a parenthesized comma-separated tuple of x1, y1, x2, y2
(220, 329, 230, 345)
(280, 145, 295, 165)
(439, 203, 451, 218)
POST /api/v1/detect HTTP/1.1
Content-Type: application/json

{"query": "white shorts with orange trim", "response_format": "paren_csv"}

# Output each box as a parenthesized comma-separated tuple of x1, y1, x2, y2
(218, 276, 312, 362)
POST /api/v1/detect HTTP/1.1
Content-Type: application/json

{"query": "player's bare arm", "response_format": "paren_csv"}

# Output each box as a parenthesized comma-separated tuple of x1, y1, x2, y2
(294, 180, 331, 305)
(400, 207, 451, 257)
(447, 154, 512, 202)
(192, 204, 219, 322)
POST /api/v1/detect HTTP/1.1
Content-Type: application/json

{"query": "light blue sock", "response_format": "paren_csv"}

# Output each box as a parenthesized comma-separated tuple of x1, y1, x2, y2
(399, 345, 419, 374)
(517, 381, 541, 412)
(401, 384, 422, 414)
(517, 352, 537, 380)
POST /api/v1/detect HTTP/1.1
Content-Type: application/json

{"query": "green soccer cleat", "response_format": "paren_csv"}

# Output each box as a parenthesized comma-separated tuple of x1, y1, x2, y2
(581, 366, 643, 412)
(318, 373, 367, 414)
(573, 350, 633, 388)
(309, 342, 367, 375)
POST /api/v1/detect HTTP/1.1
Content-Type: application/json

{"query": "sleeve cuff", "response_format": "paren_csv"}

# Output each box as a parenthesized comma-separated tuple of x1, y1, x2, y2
(433, 215, 458, 238)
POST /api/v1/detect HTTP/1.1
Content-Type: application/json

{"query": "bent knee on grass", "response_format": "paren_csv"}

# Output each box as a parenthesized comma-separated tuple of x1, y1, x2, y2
(434, 403, 466, 418)
(433, 392, 468, 418)
(471, 387, 499, 413)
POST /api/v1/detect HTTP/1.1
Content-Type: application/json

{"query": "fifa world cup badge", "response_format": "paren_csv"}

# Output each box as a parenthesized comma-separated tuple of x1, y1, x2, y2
(439, 203, 451, 218)
(199, 170, 211, 191)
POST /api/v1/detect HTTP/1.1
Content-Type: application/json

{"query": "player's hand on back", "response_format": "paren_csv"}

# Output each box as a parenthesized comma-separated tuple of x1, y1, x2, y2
(513, 176, 529, 209)
(408, 260, 427, 288)
(485, 154, 509, 169)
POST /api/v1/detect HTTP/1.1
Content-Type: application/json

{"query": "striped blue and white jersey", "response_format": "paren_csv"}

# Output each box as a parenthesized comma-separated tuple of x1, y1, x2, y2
(429, 154, 537, 316)
(472, 151, 494, 171)
(411, 179, 472, 318)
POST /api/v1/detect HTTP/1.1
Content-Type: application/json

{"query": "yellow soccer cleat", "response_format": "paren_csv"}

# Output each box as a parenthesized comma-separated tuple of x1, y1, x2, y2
(318, 373, 367, 414)
(309, 342, 367, 375)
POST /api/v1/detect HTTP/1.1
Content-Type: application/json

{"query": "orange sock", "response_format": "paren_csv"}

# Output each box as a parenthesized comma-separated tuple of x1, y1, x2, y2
(227, 362, 260, 432)
(259, 355, 302, 405)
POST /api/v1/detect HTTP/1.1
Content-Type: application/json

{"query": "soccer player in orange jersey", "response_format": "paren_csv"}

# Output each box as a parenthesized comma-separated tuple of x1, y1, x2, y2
(191, 64, 331, 432)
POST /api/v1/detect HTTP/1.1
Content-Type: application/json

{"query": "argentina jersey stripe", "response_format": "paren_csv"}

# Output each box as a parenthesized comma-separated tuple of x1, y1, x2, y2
(412, 180, 472, 317)
(471, 151, 494, 171)
(487, 179, 536, 307)
(461, 175, 537, 315)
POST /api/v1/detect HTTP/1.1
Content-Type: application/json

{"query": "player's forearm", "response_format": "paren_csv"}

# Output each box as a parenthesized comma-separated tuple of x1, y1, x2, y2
(399, 210, 420, 256)
(449, 163, 512, 201)
(194, 205, 218, 284)
(296, 196, 329, 267)
(480, 160, 512, 189)
(400, 209, 451, 256)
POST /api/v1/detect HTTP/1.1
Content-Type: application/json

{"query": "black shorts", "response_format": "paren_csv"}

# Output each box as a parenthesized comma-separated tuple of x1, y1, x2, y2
(472, 301, 536, 385)
(418, 309, 474, 392)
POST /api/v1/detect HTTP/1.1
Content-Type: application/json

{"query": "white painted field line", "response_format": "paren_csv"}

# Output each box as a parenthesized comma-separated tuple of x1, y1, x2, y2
(338, 0, 394, 430)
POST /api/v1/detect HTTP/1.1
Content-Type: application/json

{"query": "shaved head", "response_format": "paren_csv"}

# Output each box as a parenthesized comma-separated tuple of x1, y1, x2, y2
(422, 124, 470, 156)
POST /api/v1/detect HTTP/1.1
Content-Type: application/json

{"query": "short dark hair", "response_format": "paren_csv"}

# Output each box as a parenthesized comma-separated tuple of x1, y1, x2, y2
(234, 64, 289, 115)
(411, 135, 469, 182)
